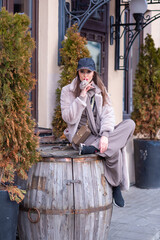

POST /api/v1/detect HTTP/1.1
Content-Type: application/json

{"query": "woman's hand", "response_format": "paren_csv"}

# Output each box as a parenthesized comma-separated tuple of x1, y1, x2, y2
(99, 136, 108, 154)
(80, 81, 93, 97)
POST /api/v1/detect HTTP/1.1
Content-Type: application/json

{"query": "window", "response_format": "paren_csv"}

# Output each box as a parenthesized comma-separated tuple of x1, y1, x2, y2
(0, 0, 2, 10)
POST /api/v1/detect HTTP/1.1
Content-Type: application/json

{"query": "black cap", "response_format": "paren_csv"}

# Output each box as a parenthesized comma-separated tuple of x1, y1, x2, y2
(77, 58, 96, 71)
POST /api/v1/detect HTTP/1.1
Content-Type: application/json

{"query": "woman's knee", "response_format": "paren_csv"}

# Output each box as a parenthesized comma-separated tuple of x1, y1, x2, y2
(126, 119, 135, 131)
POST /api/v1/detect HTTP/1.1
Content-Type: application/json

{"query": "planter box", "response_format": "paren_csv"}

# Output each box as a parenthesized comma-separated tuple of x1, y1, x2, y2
(0, 190, 19, 240)
(134, 139, 160, 188)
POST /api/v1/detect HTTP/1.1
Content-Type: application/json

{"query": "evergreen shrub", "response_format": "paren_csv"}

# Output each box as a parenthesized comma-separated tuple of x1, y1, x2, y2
(0, 8, 40, 203)
(131, 34, 160, 140)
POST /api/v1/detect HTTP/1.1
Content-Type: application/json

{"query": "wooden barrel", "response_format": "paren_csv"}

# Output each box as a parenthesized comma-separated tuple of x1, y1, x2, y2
(18, 147, 113, 240)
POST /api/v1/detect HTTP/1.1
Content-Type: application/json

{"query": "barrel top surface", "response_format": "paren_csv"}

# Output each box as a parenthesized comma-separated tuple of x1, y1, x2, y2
(38, 145, 102, 160)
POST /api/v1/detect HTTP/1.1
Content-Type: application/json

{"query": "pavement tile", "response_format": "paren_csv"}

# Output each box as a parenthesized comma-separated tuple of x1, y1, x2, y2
(108, 186, 160, 240)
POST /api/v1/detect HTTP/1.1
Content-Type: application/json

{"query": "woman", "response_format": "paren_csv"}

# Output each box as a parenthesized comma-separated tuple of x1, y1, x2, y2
(60, 57, 135, 207)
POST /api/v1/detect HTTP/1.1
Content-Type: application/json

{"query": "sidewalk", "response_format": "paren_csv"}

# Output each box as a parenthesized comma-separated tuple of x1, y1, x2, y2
(108, 186, 160, 240)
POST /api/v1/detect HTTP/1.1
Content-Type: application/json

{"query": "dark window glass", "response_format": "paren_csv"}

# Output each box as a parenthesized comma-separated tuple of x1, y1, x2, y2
(87, 41, 101, 74)
(13, 0, 33, 103)
(0, 0, 2, 10)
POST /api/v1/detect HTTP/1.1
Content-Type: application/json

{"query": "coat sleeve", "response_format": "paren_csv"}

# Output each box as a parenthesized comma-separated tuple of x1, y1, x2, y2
(60, 85, 87, 125)
(99, 94, 115, 136)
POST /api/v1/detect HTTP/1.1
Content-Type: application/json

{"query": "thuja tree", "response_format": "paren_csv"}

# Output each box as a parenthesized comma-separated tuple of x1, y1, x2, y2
(131, 34, 160, 140)
(52, 24, 90, 138)
(0, 8, 40, 203)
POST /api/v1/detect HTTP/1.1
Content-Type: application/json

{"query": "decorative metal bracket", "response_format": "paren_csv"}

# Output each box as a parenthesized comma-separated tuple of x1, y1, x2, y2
(58, 0, 110, 65)
(64, 0, 110, 31)
(110, 0, 160, 70)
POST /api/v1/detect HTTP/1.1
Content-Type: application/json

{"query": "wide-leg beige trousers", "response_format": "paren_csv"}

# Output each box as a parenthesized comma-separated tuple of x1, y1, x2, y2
(98, 119, 135, 189)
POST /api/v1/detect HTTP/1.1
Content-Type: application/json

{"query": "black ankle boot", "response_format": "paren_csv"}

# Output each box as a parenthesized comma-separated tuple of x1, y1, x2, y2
(79, 144, 99, 155)
(113, 185, 125, 207)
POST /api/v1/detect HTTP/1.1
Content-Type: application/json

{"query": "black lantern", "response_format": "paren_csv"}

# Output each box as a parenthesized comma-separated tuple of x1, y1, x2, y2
(130, 0, 148, 31)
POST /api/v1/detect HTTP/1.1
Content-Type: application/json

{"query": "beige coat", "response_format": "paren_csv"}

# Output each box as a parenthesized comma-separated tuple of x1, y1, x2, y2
(60, 77, 115, 143)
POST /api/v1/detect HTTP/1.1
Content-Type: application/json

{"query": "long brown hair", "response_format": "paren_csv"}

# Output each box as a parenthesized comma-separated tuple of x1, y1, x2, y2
(74, 71, 108, 106)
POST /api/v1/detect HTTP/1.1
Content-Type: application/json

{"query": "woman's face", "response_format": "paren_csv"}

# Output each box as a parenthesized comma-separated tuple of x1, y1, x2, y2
(78, 69, 94, 83)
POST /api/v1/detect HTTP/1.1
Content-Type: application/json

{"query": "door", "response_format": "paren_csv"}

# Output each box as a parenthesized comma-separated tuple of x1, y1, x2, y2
(80, 3, 110, 88)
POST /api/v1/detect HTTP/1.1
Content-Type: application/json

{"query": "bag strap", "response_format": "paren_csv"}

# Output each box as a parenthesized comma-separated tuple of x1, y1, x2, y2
(90, 95, 95, 111)
(86, 96, 95, 127)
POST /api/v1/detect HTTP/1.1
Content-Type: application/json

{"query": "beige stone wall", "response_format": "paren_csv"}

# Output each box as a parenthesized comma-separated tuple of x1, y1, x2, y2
(38, 0, 60, 128)
(108, 0, 124, 125)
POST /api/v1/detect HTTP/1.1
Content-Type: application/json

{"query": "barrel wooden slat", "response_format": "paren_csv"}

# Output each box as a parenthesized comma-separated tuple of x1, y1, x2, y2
(73, 160, 111, 209)
(73, 159, 112, 240)
(19, 212, 74, 240)
(18, 149, 112, 240)
(19, 158, 75, 240)
(25, 160, 74, 211)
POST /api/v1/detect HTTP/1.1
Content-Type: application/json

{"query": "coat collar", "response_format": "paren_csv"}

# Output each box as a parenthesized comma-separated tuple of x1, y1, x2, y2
(69, 77, 78, 92)
(91, 82, 101, 94)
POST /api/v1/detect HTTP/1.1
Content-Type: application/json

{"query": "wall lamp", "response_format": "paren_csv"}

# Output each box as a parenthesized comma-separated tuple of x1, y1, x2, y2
(110, 0, 148, 70)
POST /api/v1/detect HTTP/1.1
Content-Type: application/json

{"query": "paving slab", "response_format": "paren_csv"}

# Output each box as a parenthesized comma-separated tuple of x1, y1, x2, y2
(108, 186, 160, 240)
